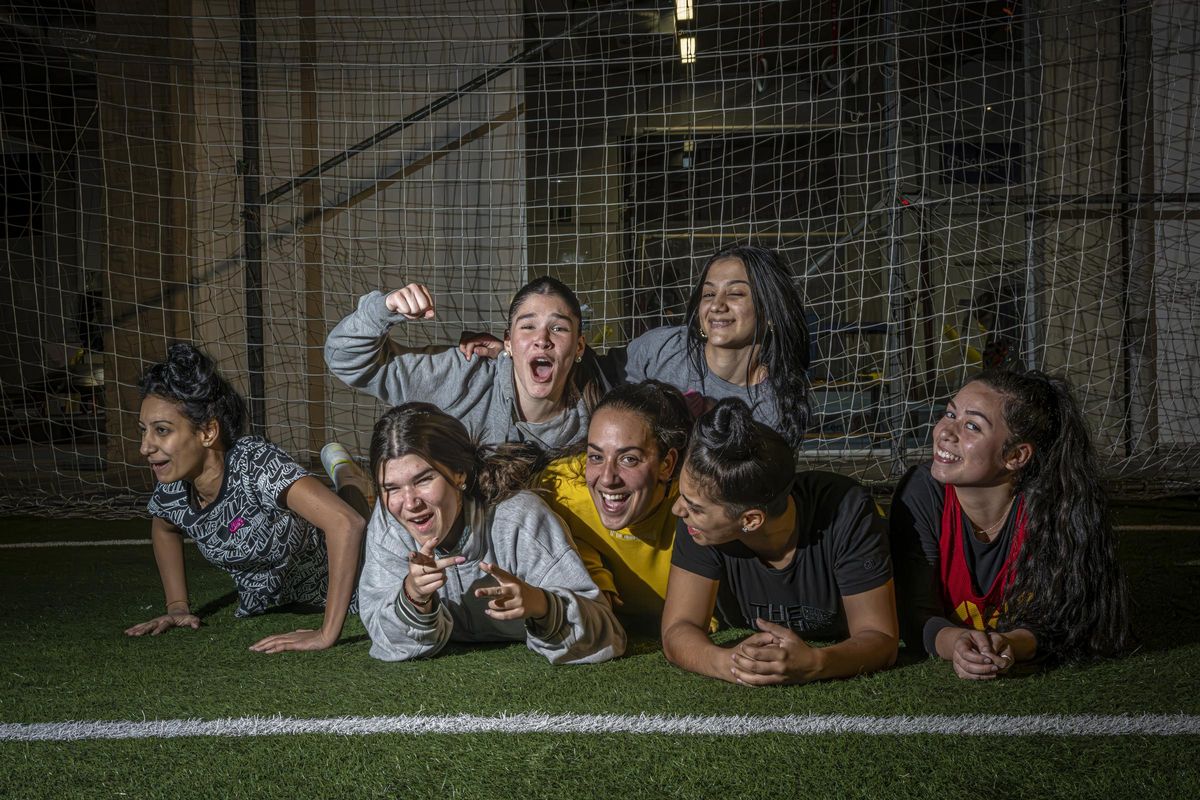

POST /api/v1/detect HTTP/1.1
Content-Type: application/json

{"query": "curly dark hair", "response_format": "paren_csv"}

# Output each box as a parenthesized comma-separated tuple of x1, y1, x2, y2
(975, 368, 1134, 660)
(682, 244, 810, 450)
(138, 342, 247, 447)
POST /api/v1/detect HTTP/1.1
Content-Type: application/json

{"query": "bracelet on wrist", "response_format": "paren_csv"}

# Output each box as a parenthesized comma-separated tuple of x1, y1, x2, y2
(166, 600, 189, 612)
(402, 581, 431, 610)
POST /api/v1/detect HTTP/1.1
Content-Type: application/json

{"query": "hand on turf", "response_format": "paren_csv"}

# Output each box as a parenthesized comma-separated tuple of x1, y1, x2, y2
(248, 627, 337, 654)
(951, 629, 1013, 680)
(124, 610, 201, 637)
(729, 619, 821, 686)
(457, 331, 503, 360)
(385, 283, 436, 321)
(476, 561, 548, 622)
(405, 538, 465, 608)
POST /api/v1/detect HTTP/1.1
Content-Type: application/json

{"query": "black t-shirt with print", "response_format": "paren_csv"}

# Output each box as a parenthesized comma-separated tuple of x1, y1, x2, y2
(671, 471, 892, 640)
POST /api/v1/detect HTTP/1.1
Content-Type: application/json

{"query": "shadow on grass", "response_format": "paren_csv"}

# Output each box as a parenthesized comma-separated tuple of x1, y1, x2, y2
(193, 591, 239, 618)
(1121, 530, 1200, 653)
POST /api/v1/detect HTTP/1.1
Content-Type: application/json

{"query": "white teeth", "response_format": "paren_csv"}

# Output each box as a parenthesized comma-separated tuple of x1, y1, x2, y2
(936, 448, 961, 462)
(601, 492, 628, 503)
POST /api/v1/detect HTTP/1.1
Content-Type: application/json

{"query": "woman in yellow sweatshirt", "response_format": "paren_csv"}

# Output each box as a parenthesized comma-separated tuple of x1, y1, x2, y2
(538, 380, 693, 621)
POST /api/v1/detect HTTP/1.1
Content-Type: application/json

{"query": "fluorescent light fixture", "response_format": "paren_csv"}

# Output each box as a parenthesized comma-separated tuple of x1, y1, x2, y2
(679, 35, 696, 64)
(675, 0, 694, 22)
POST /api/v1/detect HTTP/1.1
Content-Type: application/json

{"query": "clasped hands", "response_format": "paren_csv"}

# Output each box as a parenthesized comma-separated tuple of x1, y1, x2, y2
(728, 619, 821, 687)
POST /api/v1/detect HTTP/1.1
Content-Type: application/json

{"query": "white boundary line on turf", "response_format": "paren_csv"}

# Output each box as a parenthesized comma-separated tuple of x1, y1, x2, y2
(2, 713, 1198, 742)
(3, 524, 1198, 550)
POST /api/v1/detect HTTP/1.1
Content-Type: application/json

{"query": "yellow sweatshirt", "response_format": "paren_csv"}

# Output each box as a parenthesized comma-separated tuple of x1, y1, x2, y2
(538, 454, 678, 620)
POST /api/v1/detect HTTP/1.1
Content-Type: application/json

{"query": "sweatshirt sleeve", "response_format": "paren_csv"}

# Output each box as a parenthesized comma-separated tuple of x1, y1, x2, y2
(356, 502, 453, 661)
(889, 463, 955, 655)
(324, 290, 494, 413)
(499, 497, 626, 665)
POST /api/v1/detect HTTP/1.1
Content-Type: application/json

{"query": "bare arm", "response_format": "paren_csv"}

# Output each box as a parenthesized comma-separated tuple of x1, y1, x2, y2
(660, 565, 732, 682)
(730, 581, 898, 686)
(251, 476, 365, 653)
(124, 517, 201, 636)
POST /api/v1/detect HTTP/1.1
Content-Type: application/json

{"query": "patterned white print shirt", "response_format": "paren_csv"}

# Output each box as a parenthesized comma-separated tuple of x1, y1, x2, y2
(147, 437, 331, 617)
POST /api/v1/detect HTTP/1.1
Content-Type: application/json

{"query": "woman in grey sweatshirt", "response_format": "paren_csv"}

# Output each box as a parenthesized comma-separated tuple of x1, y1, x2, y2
(325, 277, 605, 450)
(357, 402, 625, 664)
(454, 245, 813, 451)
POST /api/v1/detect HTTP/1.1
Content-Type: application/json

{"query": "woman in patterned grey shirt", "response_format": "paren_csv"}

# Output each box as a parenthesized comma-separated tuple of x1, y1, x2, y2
(124, 343, 364, 654)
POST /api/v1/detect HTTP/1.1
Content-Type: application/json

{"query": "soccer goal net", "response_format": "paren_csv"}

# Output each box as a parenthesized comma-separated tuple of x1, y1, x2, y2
(1, 0, 1197, 514)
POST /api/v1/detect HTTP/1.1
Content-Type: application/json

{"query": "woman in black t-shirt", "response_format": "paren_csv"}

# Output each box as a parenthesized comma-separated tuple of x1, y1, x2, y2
(890, 370, 1133, 679)
(661, 398, 897, 686)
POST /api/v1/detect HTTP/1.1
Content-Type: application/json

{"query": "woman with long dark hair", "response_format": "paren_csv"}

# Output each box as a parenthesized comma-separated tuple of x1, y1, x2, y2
(125, 343, 364, 653)
(356, 402, 624, 663)
(890, 369, 1133, 678)
(661, 398, 897, 685)
(326, 276, 606, 450)
(538, 380, 693, 620)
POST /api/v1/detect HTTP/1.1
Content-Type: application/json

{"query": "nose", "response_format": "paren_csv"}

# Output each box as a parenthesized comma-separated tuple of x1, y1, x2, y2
(139, 431, 153, 457)
(599, 458, 621, 487)
(671, 495, 686, 518)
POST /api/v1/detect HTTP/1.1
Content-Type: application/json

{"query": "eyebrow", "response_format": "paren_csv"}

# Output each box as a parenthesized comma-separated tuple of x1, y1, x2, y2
(515, 311, 573, 323)
(702, 279, 751, 288)
(948, 400, 991, 426)
(587, 443, 646, 454)
(141, 419, 174, 426)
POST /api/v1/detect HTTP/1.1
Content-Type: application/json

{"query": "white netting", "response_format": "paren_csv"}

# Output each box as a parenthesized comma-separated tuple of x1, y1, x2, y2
(0, 0, 1197, 514)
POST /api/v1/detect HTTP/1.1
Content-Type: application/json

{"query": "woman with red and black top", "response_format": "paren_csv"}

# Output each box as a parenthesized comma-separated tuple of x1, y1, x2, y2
(890, 369, 1133, 679)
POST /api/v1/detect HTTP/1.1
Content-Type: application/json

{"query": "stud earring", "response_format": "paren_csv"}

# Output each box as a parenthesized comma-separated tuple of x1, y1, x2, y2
(459, 482, 467, 491)
(575, 355, 582, 363)
(740, 525, 749, 533)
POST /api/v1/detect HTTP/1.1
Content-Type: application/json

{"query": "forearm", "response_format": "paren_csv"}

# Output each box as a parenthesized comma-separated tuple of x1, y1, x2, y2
(805, 629, 898, 681)
(662, 621, 734, 682)
(150, 527, 190, 611)
(317, 518, 364, 641)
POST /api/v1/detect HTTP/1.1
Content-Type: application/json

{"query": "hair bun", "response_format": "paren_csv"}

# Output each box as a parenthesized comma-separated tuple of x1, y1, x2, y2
(696, 397, 758, 459)
(165, 342, 215, 402)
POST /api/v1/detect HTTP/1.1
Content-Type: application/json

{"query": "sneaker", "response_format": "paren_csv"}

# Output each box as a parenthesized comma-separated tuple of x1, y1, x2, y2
(320, 442, 355, 484)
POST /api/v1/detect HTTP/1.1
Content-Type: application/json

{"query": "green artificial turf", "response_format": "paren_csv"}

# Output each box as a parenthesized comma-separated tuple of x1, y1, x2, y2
(1, 512, 1198, 798)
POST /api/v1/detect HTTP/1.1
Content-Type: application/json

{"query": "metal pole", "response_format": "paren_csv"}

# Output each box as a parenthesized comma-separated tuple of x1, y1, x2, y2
(1022, 2, 1042, 370)
(880, 0, 908, 472)
(240, 0, 265, 434)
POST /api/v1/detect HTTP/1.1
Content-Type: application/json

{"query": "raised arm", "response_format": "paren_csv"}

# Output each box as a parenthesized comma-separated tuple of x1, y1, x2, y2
(660, 565, 732, 681)
(250, 476, 365, 654)
(325, 285, 487, 410)
(124, 516, 201, 636)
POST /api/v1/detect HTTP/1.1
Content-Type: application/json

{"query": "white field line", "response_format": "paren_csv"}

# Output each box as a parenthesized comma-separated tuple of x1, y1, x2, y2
(1, 713, 1198, 742)
(3, 524, 1198, 550)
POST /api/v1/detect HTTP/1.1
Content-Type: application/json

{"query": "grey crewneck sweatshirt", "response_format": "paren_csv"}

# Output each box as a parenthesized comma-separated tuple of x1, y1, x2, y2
(325, 291, 588, 449)
(357, 491, 626, 664)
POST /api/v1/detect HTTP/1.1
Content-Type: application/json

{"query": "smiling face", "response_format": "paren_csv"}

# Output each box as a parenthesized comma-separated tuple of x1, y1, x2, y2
(698, 257, 758, 349)
(379, 453, 467, 550)
(138, 394, 215, 485)
(504, 292, 586, 411)
(585, 406, 676, 531)
(671, 466, 744, 547)
(931, 380, 1024, 488)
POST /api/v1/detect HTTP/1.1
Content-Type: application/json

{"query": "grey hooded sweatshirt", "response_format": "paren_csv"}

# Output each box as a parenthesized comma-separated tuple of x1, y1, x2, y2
(325, 291, 588, 449)
(357, 490, 626, 664)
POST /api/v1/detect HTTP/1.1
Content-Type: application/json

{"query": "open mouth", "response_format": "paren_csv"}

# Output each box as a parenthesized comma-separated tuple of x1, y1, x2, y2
(148, 460, 169, 476)
(406, 512, 435, 532)
(934, 447, 962, 464)
(529, 356, 555, 383)
(706, 317, 735, 330)
(596, 490, 631, 516)
(685, 525, 704, 539)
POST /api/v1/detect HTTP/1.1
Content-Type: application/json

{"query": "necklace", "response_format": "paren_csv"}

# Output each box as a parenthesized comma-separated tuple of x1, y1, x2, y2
(971, 496, 1015, 542)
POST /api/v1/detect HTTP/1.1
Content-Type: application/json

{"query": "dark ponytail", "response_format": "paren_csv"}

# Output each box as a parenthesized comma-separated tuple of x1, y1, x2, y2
(684, 397, 795, 518)
(369, 402, 548, 507)
(138, 343, 247, 447)
(975, 369, 1134, 660)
